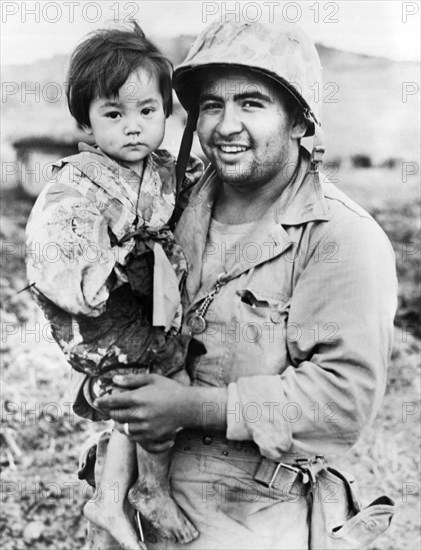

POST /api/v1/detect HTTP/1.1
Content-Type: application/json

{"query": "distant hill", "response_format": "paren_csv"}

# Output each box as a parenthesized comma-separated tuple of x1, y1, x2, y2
(2, 37, 419, 164)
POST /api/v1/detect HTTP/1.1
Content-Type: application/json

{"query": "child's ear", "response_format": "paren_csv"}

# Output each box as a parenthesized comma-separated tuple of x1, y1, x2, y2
(82, 124, 93, 136)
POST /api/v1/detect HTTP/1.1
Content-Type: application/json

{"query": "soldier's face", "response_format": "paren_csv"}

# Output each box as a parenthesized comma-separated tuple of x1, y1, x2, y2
(197, 68, 301, 190)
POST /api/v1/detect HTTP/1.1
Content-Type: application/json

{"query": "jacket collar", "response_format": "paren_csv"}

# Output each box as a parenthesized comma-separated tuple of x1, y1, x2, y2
(52, 142, 156, 215)
(176, 147, 331, 302)
(272, 147, 331, 225)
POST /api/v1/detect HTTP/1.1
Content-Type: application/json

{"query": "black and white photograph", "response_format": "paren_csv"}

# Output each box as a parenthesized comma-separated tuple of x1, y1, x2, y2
(1, 1, 420, 549)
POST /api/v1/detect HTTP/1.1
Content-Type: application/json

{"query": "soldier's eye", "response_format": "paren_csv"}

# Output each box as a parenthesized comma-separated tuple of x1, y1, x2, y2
(200, 101, 222, 111)
(243, 100, 264, 108)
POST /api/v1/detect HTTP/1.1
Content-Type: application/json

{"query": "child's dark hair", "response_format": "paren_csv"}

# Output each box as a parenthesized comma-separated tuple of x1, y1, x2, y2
(66, 22, 173, 127)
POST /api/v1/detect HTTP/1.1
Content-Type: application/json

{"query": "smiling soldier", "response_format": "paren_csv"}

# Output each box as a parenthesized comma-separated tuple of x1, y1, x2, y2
(93, 20, 398, 549)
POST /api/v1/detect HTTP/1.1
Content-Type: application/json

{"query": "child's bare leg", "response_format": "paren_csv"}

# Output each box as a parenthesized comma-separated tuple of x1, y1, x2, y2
(84, 429, 145, 550)
(128, 444, 198, 544)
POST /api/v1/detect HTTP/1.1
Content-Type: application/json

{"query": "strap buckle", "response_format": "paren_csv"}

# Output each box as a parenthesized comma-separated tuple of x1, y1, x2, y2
(268, 462, 302, 489)
(296, 456, 326, 486)
(255, 455, 326, 491)
(309, 145, 326, 173)
(255, 457, 307, 490)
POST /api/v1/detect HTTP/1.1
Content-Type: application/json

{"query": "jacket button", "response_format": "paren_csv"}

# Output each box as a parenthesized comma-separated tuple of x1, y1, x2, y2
(148, 534, 158, 543)
(203, 436, 213, 445)
(365, 520, 377, 531)
(222, 450, 229, 456)
(270, 311, 283, 324)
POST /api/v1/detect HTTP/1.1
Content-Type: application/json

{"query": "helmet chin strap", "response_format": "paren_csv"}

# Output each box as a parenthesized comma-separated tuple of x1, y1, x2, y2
(309, 122, 325, 180)
(170, 109, 198, 229)
(175, 109, 198, 196)
(302, 108, 325, 175)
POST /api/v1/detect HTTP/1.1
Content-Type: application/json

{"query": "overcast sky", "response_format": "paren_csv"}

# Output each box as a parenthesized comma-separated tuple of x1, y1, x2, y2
(1, 0, 420, 66)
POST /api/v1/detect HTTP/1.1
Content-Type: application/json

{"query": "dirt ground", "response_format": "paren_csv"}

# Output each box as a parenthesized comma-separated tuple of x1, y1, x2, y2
(1, 165, 420, 549)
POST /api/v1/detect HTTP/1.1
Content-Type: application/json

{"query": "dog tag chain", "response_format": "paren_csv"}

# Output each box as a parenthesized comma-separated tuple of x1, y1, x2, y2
(188, 273, 227, 334)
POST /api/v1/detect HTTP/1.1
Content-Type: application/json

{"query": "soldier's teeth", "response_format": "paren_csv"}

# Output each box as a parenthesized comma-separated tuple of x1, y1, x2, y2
(220, 145, 247, 153)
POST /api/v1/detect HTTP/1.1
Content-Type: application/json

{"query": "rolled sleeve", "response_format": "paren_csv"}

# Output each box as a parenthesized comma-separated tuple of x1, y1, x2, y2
(226, 382, 251, 441)
(228, 215, 397, 459)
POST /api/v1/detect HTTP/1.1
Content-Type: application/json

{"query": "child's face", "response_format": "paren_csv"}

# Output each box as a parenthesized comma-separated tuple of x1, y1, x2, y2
(85, 67, 166, 170)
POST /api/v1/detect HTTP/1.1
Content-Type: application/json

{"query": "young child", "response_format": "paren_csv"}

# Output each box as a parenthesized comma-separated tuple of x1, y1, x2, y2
(25, 23, 203, 550)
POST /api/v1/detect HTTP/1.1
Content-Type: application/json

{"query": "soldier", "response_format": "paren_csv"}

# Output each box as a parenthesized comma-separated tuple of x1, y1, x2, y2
(93, 20, 397, 549)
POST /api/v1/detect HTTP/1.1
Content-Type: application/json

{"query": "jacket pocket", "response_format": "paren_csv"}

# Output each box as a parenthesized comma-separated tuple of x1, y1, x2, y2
(234, 289, 290, 370)
(236, 289, 289, 339)
(310, 467, 395, 549)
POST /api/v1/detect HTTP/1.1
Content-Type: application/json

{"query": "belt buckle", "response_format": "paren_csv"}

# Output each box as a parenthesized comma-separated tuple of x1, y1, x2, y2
(268, 462, 301, 489)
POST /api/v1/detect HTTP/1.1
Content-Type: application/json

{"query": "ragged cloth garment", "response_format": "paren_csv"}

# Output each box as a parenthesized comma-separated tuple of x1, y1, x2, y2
(26, 143, 204, 399)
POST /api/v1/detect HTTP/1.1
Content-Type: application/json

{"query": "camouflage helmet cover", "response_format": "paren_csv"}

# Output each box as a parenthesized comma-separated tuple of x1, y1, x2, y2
(173, 21, 323, 137)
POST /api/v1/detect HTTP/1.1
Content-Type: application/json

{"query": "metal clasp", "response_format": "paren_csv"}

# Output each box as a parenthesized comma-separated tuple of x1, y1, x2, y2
(268, 462, 301, 489)
(296, 456, 326, 486)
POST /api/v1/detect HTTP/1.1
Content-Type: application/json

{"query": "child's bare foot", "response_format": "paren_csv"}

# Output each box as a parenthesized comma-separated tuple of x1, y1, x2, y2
(128, 480, 198, 544)
(84, 499, 146, 550)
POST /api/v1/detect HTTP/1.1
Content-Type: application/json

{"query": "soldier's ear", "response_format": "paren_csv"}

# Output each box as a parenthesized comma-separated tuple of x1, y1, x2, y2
(290, 114, 307, 139)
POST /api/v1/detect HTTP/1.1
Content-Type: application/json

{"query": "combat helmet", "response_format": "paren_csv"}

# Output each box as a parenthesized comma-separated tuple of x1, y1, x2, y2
(172, 20, 325, 191)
